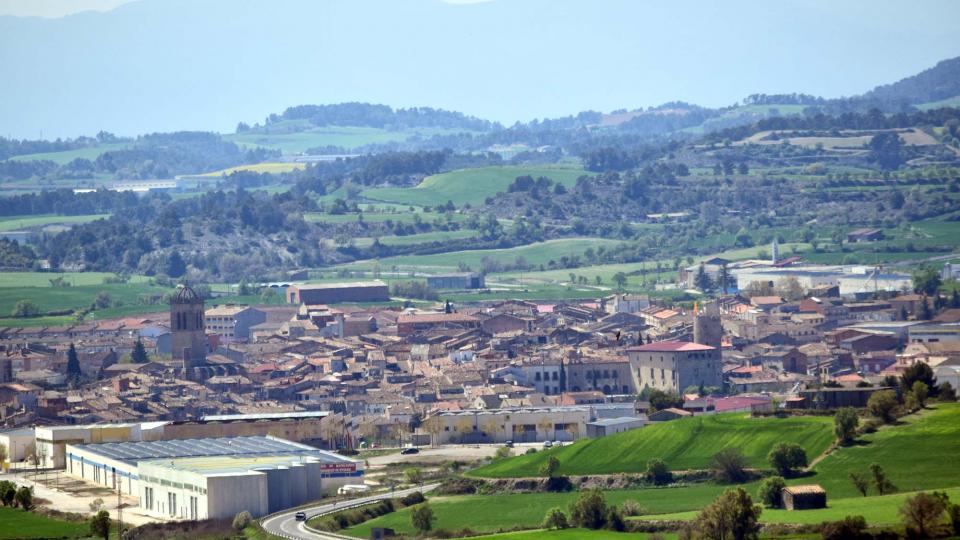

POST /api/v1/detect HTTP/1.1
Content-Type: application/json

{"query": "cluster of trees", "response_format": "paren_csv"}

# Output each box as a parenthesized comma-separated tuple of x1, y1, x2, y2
(709, 107, 960, 149)
(270, 102, 499, 131)
(0, 131, 277, 182)
(36, 187, 321, 278)
(0, 136, 95, 161)
(0, 480, 34, 511)
(541, 489, 628, 532)
(865, 362, 953, 424)
(0, 238, 37, 270)
(0, 188, 141, 217)
(390, 281, 439, 301)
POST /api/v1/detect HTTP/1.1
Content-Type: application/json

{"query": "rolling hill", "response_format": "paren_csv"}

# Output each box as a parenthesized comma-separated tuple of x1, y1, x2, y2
(362, 166, 587, 207)
(470, 413, 835, 478)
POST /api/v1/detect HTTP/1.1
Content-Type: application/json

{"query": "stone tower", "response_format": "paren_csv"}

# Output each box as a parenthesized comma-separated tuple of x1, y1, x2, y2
(693, 301, 723, 350)
(170, 285, 206, 378)
(771, 238, 780, 265)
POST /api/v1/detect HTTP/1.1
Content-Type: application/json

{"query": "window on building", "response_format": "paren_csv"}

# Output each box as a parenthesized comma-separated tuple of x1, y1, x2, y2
(535, 372, 541, 381)
(144, 487, 154, 510)
(168, 492, 177, 517)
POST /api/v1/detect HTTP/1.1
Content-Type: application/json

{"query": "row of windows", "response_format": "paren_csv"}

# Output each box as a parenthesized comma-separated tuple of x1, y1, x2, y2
(141, 475, 207, 494)
(143, 487, 199, 520)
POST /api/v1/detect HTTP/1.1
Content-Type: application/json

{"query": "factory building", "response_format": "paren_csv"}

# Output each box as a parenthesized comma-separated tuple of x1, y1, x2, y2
(138, 453, 360, 520)
(31, 412, 332, 469)
(64, 435, 361, 500)
(287, 281, 390, 304)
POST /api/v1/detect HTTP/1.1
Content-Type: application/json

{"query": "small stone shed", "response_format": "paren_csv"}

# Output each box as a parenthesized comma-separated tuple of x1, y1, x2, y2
(782, 484, 827, 510)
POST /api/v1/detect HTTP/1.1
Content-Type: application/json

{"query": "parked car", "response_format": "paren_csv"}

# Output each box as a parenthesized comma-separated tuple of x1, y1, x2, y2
(401, 447, 420, 455)
(295, 511, 307, 522)
(504, 440, 514, 448)
(543, 440, 553, 448)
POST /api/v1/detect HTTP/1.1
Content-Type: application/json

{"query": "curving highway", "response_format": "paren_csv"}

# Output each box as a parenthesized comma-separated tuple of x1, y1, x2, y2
(262, 483, 440, 540)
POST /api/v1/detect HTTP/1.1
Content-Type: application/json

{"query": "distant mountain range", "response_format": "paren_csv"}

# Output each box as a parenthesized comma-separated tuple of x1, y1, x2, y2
(2, 0, 958, 139)
(255, 56, 960, 138)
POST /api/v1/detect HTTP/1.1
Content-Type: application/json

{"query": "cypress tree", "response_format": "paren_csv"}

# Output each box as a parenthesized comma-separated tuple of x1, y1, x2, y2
(66, 343, 81, 379)
(131, 338, 149, 364)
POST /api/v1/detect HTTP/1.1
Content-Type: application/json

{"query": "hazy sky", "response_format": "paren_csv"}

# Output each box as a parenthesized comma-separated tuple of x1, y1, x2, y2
(0, 0, 135, 18)
(1, 0, 958, 139)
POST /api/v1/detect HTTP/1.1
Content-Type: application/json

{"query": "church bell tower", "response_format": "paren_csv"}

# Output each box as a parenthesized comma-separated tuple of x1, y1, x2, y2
(170, 285, 207, 379)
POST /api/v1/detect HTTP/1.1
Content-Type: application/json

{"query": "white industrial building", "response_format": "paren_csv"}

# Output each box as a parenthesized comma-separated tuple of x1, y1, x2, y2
(138, 453, 360, 520)
(730, 265, 911, 296)
(64, 435, 361, 518)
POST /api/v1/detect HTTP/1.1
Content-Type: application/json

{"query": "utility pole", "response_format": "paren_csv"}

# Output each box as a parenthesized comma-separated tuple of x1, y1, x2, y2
(114, 467, 122, 540)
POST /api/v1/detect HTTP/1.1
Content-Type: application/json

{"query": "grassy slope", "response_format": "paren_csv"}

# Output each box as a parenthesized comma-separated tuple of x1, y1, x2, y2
(474, 530, 672, 539)
(470, 413, 834, 478)
(0, 507, 89, 539)
(8, 143, 130, 165)
(362, 166, 587, 207)
(304, 211, 472, 225)
(0, 272, 150, 288)
(224, 126, 474, 153)
(346, 483, 742, 538)
(804, 403, 960, 498)
(0, 214, 110, 231)
(353, 229, 480, 247)
(353, 405, 960, 537)
(916, 95, 960, 111)
(335, 238, 624, 272)
(638, 487, 960, 525)
(0, 282, 169, 317)
(196, 162, 306, 176)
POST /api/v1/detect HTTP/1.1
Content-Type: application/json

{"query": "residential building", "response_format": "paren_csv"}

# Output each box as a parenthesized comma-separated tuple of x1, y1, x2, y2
(626, 341, 721, 393)
(204, 305, 267, 341)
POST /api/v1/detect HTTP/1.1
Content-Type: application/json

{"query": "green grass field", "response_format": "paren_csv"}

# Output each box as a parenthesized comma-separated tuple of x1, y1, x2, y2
(362, 166, 587, 207)
(0, 282, 169, 320)
(638, 486, 960, 526)
(472, 529, 673, 539)
(8, 143, 131, 165)
(224, 126, 475, 154)
(916, 95, 960, 111)
(803, 404, 960, 498)
(0, 272, 149, 288)
(353, 229, 480, 247)
(346, 483, 742, 538)
(303, 211, 472, 225)
(0, 507, 89, 539)
(0, 214, 110, 231)
(196, 162, 306, 176)
(351, 405, 960, 537)
(470, 413, 835, 478)
(335, 238, 624, 273)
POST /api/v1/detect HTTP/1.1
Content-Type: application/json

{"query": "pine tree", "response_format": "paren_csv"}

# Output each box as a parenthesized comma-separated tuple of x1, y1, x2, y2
(130, 339, 149, 364)
(919, 296, 933, 320)
(66, 343, 81, 379)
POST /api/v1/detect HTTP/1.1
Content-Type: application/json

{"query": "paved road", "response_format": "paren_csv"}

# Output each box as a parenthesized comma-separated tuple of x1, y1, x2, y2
(261, 483, 440, 540)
